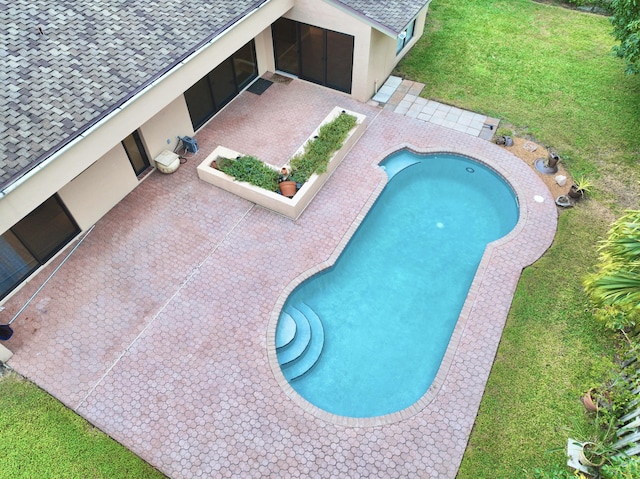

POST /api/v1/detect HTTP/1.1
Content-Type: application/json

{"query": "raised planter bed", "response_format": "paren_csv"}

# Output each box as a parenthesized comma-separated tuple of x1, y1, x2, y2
(196, 107, 366, 219)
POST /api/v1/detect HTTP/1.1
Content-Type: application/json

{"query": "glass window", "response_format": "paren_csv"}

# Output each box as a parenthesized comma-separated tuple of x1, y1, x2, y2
(233, 42, 258, 89)
(0, 231, 38, 299)
(1, 195, 79, 300)
(272, 19, 354, 94)
(326, 30, 354, 94)
(184, 40, 258, 131)
(122, 131, 150, 176)
(209, 58, 237, 110)
(396, 19, 417, 55)
(272, 18, 299, 75)
(184, 77, 216, 130)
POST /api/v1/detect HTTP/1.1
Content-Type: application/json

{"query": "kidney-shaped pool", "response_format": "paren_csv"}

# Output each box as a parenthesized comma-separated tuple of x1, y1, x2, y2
(275, 150, 519, 418)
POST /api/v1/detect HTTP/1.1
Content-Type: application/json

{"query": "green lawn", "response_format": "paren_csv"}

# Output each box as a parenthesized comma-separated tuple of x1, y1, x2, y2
(398, 0, 640, 179)
(0, 370, 165, 478)
(396, 0, 640, 477)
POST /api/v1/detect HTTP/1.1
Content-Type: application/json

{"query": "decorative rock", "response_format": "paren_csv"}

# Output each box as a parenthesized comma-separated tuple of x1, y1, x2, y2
(555, 195, 572, 208)
(555, 175, 567, 187)
(495, 135, 514, 147)
(523, 141, 538, 152)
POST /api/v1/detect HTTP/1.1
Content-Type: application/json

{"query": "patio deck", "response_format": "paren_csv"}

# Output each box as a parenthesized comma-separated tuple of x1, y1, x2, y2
(1, 77, 557, 478)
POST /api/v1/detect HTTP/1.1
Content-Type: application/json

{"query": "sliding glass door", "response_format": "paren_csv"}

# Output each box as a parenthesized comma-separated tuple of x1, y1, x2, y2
(273, 18, 354, 94)
(184, 41, 258, 130)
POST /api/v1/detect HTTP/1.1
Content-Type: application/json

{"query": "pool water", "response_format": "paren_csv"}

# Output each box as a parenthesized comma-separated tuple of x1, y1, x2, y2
(276, 151, 518, 418)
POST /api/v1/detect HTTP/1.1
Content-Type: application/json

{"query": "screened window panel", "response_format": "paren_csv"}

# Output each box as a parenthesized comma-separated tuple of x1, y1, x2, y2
(0, 231, 38, 300)
(233, 42, 257, 89)
(299, 24, 325, 85)
(209, 58, 237, 109)
(272, 18, 299, 75)
(184, 76, 216, 130)
(326, 30, 353, 93)
(11, 196, 79, 264)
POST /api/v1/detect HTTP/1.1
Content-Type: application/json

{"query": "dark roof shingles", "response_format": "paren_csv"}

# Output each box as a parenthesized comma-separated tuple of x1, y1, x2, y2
(0, 0, 266, 189)
(332, 0, 429, 35)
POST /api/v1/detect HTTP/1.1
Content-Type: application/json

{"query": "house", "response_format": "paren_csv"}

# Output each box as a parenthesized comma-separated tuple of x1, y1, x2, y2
(0, 0, 432, 301)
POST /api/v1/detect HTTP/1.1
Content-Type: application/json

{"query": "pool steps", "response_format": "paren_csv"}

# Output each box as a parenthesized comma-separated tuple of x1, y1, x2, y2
(277, 305, 311, 366)
(275, 312, 296, 349)
(381, 156, 420, 179)
(276, 303, 325, 380)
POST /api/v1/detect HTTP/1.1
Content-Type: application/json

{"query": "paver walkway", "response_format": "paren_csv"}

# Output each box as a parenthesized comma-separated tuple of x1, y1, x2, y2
(1, 77, 557, 478)
(371, 76, 499, 139)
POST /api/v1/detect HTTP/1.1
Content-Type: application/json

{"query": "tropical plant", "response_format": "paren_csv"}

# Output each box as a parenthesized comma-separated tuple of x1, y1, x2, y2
(571, 413, 618, 468)
(572, 176, 593, 196)
(584, 210, 640, 331)
(600, 455, 640, 479)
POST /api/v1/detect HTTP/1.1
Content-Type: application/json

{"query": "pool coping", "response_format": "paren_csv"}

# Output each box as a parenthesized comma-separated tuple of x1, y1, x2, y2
(267, 144, 542, 428)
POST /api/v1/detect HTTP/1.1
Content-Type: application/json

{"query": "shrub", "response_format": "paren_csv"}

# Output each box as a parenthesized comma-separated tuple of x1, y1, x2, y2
(289, 112, 357, 184)
(584, 210, 640, 331)
(217, 155, 279, 191)
(600, 455, 640, 479)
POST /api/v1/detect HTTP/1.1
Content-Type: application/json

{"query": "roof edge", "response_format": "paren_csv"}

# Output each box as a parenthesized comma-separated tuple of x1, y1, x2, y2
(0, 0, 272, 195)
(322, 0, 399, 37)
(323, 0, 431, 37)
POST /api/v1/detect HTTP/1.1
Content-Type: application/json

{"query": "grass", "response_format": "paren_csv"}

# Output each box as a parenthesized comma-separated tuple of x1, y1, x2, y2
(0, 369, 165, 478)
(396, 0, 640, 477)
(397, 0, 640, 177)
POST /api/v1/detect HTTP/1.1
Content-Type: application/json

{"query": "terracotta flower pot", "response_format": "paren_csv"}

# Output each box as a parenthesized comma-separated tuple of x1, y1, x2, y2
(582, 388, 598, 412)
(279, 180, 297, 198)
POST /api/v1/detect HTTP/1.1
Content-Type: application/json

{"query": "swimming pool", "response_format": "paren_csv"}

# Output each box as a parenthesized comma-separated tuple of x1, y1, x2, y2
(275, 151, 519, 418)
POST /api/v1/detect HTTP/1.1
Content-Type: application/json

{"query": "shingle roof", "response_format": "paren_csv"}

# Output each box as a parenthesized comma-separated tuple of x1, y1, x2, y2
(328, 0, 430, 36)
(0, 0, 268, 190)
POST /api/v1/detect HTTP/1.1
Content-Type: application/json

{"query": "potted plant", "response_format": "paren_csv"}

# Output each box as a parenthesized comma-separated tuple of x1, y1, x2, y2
(278, 167, 297, 197)
(568, 176, 593, 199)
(571, 414, 618, 469)
(582, 387, 600, 412)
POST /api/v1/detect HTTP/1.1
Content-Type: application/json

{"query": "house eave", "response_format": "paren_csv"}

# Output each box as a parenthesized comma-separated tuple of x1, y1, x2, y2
(323, 0, 431, 38)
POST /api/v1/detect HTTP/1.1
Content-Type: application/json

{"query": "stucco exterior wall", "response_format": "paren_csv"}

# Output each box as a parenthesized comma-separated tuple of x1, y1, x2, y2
(58, 145, 138, 231)
(139, 96, 195, 162)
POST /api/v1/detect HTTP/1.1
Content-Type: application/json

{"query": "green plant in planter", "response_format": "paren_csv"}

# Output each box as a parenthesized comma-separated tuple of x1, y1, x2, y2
(571, 413, 618, 468)
(289, 112, 357, 185)
(216, 113, 358, 196)
(217, 155, 279, 192)
(569, 176, 594, 198)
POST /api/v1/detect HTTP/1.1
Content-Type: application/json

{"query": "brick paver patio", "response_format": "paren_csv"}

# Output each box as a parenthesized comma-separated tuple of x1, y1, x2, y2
(1, 78, 557, 478)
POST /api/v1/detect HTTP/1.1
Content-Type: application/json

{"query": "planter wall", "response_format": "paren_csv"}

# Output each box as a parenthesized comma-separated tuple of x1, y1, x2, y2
(196, 107, 366, 219)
